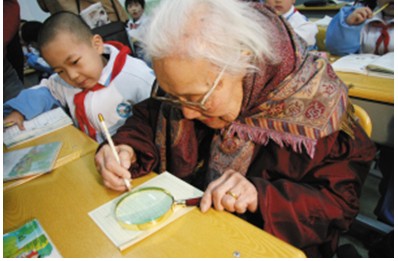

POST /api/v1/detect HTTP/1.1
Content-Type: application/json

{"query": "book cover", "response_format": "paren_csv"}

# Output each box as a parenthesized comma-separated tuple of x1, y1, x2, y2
(3, 107, 73, 148)
(89, 171, 203, 251)
(3, 142, 62, 182)
(3, 219, 62, 258)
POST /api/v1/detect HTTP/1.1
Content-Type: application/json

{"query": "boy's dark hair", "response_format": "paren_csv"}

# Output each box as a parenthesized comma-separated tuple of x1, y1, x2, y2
(37, 11, 94, 51)
(125, 0, 146, 10)
(21, 21, 43, 44)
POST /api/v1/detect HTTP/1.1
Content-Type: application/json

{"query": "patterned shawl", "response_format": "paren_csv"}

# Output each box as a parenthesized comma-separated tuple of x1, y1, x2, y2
(154, 4, 354, 182)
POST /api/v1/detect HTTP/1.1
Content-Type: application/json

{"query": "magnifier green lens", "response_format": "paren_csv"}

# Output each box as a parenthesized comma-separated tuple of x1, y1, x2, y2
(115, 187, 175, 230)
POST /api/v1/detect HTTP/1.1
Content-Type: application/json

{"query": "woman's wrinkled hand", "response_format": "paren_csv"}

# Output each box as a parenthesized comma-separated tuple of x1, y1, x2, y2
(346, 7, 372, 25)
(95, 144, 136, 191)
(200, 169, 258, 214)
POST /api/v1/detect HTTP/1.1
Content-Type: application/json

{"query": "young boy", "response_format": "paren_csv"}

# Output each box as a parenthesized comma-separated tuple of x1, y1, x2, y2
(266, 0, 318, 49)
(3, 11, 155, 143)
(325, 0, 393, 56)
(125, 0, 150, 65)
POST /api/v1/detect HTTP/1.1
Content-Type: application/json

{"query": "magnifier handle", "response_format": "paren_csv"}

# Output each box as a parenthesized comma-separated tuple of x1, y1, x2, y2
(186, 197, 202, 206)
(176, 197, 202, 206)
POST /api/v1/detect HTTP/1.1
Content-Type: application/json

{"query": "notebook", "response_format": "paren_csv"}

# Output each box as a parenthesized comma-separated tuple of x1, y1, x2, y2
(332, 52, 394, 79)
(3, 107, 73, 148)
(3, 219, 62, 258)
(89, 171, 203, 251)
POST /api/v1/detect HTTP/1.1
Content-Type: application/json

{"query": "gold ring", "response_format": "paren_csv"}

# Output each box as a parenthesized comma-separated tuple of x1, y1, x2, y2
(226, 191, 239, 200)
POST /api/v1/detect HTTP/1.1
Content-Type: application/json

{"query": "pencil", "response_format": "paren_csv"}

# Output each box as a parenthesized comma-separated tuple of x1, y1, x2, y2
(373, 3, 389, 17)
(3, 122, 16, 128)
(98, 113, 131, 191)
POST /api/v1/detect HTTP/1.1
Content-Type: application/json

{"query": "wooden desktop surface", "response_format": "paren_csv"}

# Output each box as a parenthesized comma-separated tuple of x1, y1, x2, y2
(295, 3, 347, 18)
(338, 72, 394, 105)
(3, 125, 99, 190)
(4, 125, 99, 158)
(334, 68, 394, 146)
(3, 151, 306, 258)
(296, 3, 346, 11)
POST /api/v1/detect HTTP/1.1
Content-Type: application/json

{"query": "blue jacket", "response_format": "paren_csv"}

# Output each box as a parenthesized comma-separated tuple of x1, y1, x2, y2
(3, 87, 61, 120)
(325, 5, 364, 56)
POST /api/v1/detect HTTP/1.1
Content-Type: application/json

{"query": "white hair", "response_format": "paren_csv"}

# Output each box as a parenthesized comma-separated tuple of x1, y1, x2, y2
(143, 0, 279, 74)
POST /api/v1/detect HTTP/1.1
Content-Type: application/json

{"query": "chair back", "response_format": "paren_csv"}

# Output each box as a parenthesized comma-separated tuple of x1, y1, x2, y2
(316, 25, 327, 51)
(353, 104, 372, 137)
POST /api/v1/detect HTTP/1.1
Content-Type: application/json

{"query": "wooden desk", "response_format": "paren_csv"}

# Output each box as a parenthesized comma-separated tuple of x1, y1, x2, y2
(296, 3, 346, 18)
(336, 72, 394, 146)
(316, 25, 327, 51)
(3, 125, 99, 191)
(23, 67, 42, 87)
(3, 153, 306, 258)
(337, 72, 394, 105)
(4, 125, 99, 160)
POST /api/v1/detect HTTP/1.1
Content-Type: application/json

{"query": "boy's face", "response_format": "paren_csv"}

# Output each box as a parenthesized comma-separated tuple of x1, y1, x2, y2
(41, 33, 105, 90)
(267, 0, 295, 15)
(127, 3, 144, 21)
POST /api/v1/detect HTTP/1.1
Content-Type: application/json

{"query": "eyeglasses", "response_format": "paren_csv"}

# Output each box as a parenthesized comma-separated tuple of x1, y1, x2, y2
(151, 64, 228, 111)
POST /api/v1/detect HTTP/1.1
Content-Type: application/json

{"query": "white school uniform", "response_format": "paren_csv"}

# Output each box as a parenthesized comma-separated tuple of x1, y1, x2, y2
(126, 14, 149, 42)
(360, 12, 394, 54)
(283, 6, 318, 46)
(43, 44, 154, 142)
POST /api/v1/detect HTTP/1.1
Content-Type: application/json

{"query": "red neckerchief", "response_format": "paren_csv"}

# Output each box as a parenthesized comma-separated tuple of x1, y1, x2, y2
(372, 22, 393, 55)
(73, 41, 131, 139)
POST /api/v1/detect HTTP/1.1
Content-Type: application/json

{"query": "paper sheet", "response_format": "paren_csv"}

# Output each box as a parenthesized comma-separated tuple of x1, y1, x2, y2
(88, 172, 203, 251)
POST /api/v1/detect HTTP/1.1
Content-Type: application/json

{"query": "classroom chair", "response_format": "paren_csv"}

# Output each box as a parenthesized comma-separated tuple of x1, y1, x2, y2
(315, 25, 327, 51)
(341, 104, 394, 257)
(353, 104, 372, 137)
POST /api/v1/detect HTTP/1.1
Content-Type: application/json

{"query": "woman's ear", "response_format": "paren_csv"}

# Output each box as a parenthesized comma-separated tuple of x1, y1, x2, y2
(92, 34, 105, 54)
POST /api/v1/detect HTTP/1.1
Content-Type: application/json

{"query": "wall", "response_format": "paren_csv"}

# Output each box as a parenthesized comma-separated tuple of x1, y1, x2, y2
(18, 0, 49, 22)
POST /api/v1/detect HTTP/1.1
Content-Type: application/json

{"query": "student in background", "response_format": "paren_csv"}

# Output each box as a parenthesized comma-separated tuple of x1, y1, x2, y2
(125, 0, 147, 29)
(266, 0, 318, 49)
(326, 1, 394, 256)
(95, 0, 376, 257)
(20, 20, 53, 77)
(125, 0, 151, 66)
(325, 0, 394, 56)
(3, 12, 154, 143)
(4, 0, 25, 102)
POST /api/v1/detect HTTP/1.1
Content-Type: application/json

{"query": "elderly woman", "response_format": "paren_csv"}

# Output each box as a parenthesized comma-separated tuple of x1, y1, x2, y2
(95, 0, 376, 257)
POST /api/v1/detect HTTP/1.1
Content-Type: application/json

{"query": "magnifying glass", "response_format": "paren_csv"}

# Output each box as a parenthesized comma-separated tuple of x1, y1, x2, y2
(115, 187, 202, 230)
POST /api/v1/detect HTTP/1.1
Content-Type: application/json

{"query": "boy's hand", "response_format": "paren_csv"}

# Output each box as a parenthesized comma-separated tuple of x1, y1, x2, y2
(346, 7, 373, 25)
(4, 111, 25, 131)
(95, 144, 137, 191)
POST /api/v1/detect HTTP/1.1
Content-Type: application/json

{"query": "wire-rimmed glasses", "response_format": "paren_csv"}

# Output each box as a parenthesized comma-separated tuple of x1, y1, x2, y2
(151, 64, 228, 111)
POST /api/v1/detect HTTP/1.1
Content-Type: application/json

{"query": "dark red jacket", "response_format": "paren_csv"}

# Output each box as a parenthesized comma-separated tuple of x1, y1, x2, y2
(111, 97, 376, 257)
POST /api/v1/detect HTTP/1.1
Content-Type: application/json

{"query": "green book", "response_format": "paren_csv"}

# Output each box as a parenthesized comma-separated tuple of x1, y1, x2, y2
(3, 219, 62, 258)
(3, 142, 62, 182)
